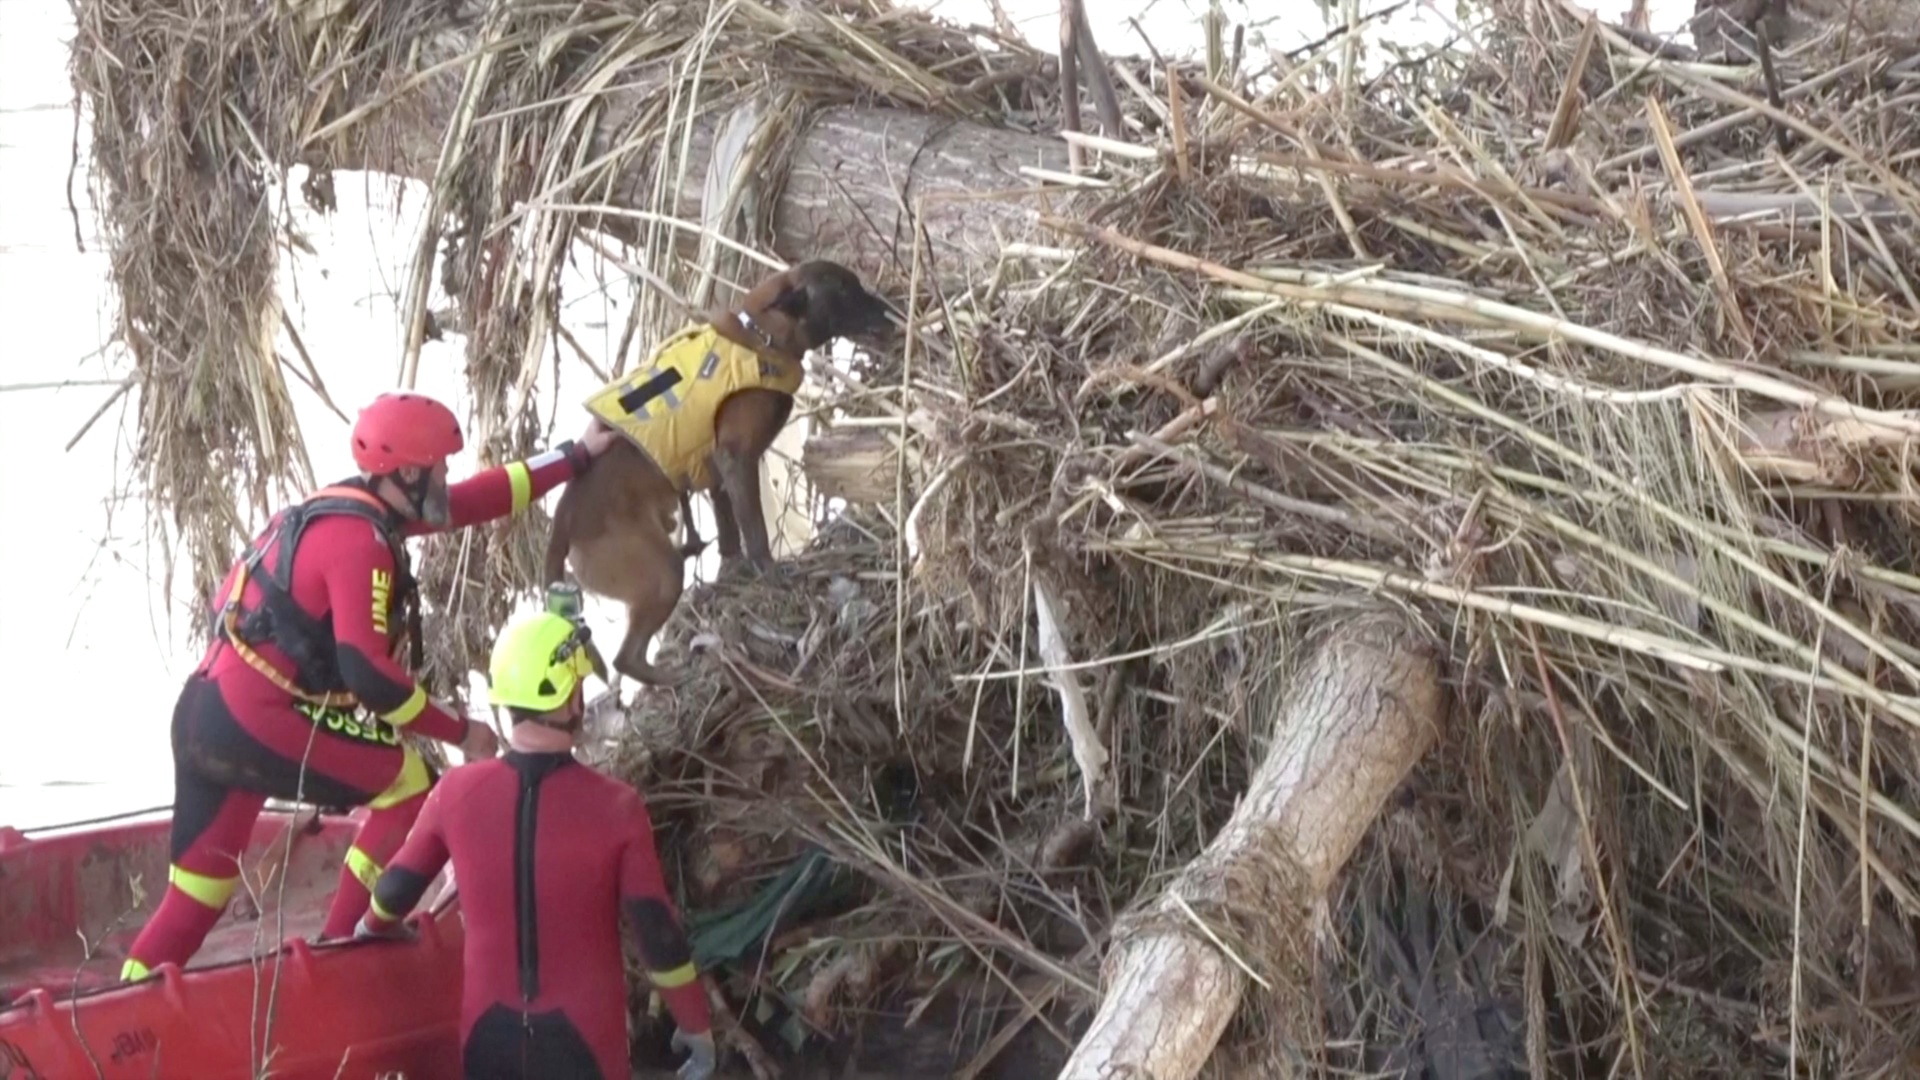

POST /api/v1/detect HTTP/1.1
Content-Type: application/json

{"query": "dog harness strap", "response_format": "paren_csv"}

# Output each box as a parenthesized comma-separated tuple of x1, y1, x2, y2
(734, 310, 775, 349)
(615, 368, 684, 416)
(582, 325, 803, 491)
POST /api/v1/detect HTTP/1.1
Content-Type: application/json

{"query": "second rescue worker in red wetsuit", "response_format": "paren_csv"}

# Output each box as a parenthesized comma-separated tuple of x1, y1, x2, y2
(120, 391, 620, 980)
(356, 609, 716, 1080)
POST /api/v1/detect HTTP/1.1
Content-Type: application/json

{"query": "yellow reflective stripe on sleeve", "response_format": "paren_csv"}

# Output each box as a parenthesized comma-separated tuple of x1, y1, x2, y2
(369, 746, 431, 810)
(120, 958, 152, 982)
(380, 685, 428, 727)
(345, 846, 383, 891)
(506, 462, 533, 513)
(168, 864, 238, 910)
(649, 961, 698, 989)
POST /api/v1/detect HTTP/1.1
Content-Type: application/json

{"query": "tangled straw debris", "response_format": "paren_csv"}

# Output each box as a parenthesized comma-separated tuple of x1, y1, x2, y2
(69, 0, 1920, 1074)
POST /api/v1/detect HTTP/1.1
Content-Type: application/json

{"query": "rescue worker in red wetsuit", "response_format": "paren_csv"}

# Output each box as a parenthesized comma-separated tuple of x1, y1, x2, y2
(355, 608, 717, 1080)
(120, 391, 620, 981)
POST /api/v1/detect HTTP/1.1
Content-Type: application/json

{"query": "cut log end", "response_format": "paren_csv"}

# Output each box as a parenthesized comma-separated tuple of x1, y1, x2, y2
(803, 427, 903, 504)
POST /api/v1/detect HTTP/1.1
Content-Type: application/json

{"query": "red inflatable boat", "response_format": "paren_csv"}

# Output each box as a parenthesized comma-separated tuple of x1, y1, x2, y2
(0, 806, 465, 1079)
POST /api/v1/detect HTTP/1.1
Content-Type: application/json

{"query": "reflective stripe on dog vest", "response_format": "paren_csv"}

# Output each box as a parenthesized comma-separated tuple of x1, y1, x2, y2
(582, 324, 801, 490)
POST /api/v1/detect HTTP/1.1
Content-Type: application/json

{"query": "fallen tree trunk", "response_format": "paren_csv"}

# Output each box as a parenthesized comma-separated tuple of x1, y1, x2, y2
(1057, 612, 1446, 1080)
(331, 63, 1069, 291)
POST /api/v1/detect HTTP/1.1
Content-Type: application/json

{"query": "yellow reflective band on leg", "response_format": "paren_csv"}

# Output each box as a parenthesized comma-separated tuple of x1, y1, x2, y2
(369, 745, 431, 810)
(120, 958, 151, 982)
(379, 686, 428, 727)
(344, 846, 383, 891)
(168, 864, 238, 910)
(649, 961, 698, 989)
(506, 462, 533, 513)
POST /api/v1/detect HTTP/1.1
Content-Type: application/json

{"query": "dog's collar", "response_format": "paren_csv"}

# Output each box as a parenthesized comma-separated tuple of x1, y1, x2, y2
(733, 310, 776, 351)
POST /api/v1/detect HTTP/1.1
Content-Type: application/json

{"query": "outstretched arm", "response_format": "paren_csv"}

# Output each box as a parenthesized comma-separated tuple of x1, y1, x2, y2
(618, 791, 712, 1037)
(319, 522, 470, 744)
(405, 440, 594, 537)
(361, 784, 451, 933)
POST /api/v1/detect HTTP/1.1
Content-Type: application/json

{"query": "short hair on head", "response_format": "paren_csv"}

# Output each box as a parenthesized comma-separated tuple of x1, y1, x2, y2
(506, 705, 549, 726)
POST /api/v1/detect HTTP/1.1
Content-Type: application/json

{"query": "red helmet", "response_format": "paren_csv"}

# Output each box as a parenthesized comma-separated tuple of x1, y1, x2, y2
(351, 392, 465, 474)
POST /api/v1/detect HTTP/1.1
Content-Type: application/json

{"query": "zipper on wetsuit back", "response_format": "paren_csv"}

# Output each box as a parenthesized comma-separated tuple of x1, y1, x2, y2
(514, 765, 541, 1001)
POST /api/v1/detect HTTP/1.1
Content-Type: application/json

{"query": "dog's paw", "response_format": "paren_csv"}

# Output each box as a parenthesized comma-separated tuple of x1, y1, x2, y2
(731, 551, 783, 580)
(616, 658, 685, 689)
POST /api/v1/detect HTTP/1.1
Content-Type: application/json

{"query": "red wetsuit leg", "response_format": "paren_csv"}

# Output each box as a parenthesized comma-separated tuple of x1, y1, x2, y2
(321, 789, 432, 938)
(120, 788, 266, 975)
(122, 677, 271, 976)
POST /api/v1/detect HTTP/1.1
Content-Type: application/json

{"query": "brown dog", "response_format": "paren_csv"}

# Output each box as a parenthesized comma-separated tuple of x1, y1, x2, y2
(544, 260, 894, 685)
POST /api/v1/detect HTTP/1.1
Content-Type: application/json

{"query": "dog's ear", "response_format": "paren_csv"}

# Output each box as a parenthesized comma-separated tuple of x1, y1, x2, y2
(767, 282, 810, 321)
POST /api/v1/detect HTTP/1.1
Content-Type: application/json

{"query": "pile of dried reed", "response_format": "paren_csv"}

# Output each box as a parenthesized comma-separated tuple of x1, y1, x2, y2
(70, 0, 1920, 1074)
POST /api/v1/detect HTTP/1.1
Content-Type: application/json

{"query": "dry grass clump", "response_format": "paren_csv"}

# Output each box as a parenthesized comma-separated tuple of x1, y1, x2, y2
(68, 0, 470, 616)
(70, 0, 308, 603)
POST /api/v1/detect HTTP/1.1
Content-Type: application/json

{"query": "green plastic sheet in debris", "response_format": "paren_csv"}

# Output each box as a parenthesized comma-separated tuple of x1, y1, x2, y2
(676, 845, 858, 1052)
(685, 845, 856, 971)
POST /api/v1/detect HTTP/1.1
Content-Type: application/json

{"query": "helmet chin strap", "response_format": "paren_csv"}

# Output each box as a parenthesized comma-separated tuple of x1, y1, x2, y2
(525, 684, 587, 735)
(391, 468, 447, 526)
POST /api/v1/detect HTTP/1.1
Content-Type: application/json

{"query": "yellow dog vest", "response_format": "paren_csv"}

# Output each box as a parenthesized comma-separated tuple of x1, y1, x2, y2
(583, 324, 802, 491)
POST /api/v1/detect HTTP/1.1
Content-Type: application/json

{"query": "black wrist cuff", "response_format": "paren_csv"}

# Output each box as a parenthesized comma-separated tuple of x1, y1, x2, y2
(558, 439, 592, 475)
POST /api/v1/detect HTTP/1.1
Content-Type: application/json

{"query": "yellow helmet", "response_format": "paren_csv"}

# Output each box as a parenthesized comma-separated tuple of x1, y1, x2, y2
(488, 611, 593, 712)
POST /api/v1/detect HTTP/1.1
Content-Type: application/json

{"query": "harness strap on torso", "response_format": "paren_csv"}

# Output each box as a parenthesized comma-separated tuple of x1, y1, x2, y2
(213, 484, 419, 708)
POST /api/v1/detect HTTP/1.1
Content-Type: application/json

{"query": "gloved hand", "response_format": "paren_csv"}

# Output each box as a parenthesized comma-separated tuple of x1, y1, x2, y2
(670, 1028, 717, 1080)
(354, 914, 418, 943)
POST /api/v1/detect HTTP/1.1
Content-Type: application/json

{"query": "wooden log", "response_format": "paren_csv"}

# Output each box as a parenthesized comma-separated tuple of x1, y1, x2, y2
(801, 427, 903, 505)
(1057, 612, 1447, 1079)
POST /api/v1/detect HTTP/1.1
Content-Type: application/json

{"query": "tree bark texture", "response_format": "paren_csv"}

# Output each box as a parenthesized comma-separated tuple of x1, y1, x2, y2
(330, 51, 1070, 292)
(1057, 613, 1447, 1080)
